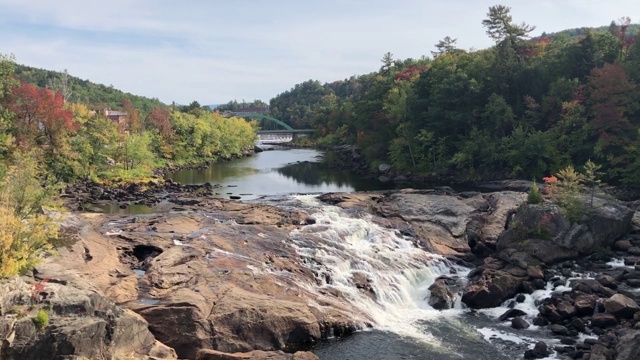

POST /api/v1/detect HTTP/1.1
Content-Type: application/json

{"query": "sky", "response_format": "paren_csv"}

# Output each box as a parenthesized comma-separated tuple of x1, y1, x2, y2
(0, 0, 638, 105)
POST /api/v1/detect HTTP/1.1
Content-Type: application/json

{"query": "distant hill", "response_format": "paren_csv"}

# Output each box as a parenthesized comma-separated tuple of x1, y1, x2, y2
(13, 64, 167, 113)
(206, 104, 220, 110)
(540, 23, 640, 40)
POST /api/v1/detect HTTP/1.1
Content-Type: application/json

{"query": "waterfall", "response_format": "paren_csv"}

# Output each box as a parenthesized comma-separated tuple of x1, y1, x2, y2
(290, 195, 469, 343)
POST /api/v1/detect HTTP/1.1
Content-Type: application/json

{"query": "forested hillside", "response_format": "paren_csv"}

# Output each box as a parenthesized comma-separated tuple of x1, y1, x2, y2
(270, 8, 640, 185)
(13, 64, 166, 113)
(0, 55, 257, 184)
(0, 55, 257, 277)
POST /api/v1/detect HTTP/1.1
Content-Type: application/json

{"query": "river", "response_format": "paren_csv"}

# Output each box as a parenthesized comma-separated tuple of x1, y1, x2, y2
(160, 148, 566, 359)
(166, 147, 393, 199)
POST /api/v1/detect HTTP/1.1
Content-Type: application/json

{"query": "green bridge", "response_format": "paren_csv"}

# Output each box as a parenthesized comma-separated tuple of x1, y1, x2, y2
(223, 112, 314, 141)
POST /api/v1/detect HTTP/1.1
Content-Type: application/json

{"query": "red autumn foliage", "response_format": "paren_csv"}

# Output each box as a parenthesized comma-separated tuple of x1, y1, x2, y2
(122, 99, 141, 134)
(8, 83, 75, 149)
(587, 64, 636, 165)
(394, 65, 430, 81)
(146, 107, 174, 138)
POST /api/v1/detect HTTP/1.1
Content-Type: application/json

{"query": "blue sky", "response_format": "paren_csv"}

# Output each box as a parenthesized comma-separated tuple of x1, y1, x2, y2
(1, 0, 638, 105)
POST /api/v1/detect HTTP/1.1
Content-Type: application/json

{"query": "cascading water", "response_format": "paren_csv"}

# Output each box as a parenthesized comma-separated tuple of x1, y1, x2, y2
(289, 195, 469, 345)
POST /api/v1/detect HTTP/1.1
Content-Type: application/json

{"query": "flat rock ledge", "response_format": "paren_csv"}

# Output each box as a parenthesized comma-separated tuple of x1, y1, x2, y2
(196, 349, 319, 360)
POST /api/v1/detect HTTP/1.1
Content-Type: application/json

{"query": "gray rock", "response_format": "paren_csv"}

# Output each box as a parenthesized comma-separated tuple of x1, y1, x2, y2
(532, 316, 549, 326)
(0, 277, 176, 360)
(461, 270, 522, 309)
(427, 280, 455, 310)
(614, 239, 633, 251)
(596, 274, 617, 289)
(549, 324, 570, 336)
(615, 329, 640, 360)
(499, 308, 527, 321)
(591, 313, 618, 328)
(571, 318, 586, 333)
(511, 317, 530, 330)
(497, 197, 633, 265)
(524, 341, 550, 359)
(378, 163, 391, 173)
(196, 349, 320, 360)
(603, 294, 640, 318)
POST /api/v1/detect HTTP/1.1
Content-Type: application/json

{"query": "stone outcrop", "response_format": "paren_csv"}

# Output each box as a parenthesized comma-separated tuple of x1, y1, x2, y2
(44, 184, 640, 359)
(0, 277, 176, 360)
(38, 201, 361, 359)
(195, 349, 319, 360)
(616, 329, 640, 360)
(496, 197, 633, 265)
(461, 270, 522, 308)
(319, 189, 526, 256)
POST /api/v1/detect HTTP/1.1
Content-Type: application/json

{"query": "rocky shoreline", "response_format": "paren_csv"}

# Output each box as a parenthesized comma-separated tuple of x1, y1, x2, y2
(327, 145, 640, 201)
(2, 183, 640, 359)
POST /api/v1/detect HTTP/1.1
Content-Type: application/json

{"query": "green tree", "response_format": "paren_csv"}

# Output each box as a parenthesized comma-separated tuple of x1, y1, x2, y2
(582, 159, 602, 207)
(122, 132, 155, 171)
(0, 54, 17, 159)
(0, 152, 59, 277)
(431, 36, 463, 57)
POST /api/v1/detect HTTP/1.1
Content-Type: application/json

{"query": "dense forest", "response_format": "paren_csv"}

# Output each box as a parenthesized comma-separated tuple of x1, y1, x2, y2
(13, 64, 167, 113)
(270, 7, 640, 185)
(0, 56, 257, 276)
(0, 55, 257, 184)
(216, 99, 269, 112)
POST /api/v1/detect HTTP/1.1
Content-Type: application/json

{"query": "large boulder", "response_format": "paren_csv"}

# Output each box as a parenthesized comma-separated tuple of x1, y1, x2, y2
(461, 270, 523, 308)
(603, 294, 640, 318)
(137, 287, 213, 359)
(0, 277, 176, 360)
(497, 198, 633, 264)
(209, 286, 321, 353)
(427, 279, 456, 310)
(615, 329, 640, 360)
(372, 190, 526, 255)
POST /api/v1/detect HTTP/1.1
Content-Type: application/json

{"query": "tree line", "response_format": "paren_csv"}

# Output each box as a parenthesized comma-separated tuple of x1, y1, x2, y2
(269, 6, 640, 185)
(0, 55, 258, 277)
(0, 55, 258, 183)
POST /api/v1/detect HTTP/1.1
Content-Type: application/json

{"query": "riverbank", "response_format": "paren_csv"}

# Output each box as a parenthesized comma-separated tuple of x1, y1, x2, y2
(4, 186, 640, 359)
(5, 146, 640, 359)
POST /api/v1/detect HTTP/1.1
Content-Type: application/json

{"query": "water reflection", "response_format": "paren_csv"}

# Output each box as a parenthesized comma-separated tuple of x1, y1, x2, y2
(166, 149, 390, 199)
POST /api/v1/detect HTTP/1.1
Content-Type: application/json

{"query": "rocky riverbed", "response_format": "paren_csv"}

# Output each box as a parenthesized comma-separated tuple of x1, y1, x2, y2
(2, 183, 640, 359)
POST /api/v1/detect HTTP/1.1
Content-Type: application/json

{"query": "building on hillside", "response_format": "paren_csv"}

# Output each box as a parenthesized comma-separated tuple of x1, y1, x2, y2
(103, 109, 128, 130)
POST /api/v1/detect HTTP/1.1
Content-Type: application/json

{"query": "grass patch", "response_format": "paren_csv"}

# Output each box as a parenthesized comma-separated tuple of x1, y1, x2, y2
(32, 308, 49, 330)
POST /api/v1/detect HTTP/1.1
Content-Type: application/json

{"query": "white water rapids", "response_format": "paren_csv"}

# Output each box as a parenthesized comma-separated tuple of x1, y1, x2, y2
(288, 195, 470, 344)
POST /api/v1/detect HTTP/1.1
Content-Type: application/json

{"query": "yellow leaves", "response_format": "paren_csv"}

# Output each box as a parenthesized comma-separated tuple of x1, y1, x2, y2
(66, 102, 93, 125)
(0, 152, 59, 277)
(0, 205, 56, 277)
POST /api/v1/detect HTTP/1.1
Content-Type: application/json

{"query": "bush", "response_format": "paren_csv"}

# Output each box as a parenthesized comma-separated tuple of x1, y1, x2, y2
(0, 152, 59, 277)
(527, 180, 543, 204)
(32, 308, 49, 330)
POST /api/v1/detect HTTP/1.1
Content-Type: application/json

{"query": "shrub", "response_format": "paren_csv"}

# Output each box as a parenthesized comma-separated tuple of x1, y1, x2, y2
(527, 180, 543, 204)
(0, 152, 59, 277)
(32, 308, 49, 330)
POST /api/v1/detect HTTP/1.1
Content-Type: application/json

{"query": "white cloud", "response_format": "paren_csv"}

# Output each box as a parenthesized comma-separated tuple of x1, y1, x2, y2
(0, 0, 638, 104)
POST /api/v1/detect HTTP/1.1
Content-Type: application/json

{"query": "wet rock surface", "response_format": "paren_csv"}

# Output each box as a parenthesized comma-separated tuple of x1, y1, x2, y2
(42, 198, 364, 359)
(34, 183, 640, 359)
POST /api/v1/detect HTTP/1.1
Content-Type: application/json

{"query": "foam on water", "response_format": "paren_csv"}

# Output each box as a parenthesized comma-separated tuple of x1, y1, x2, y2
(479, 275, 593, 322)
(289, 195, 469, 344)
(607, 258, 634, 269)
